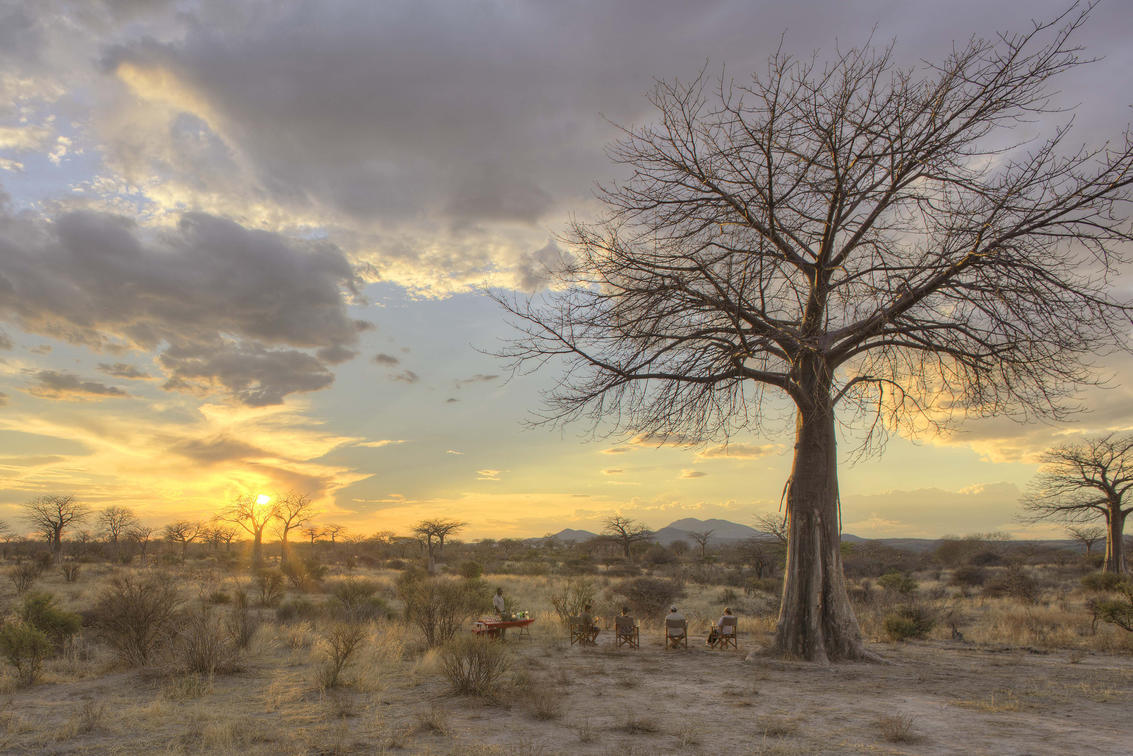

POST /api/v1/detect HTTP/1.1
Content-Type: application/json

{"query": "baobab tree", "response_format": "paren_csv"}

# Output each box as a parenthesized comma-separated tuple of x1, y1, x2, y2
(163, 520, 202, 561)
(98, 506, 138, 556)
(216, 494, 280, 568)
(273, 492, 318, 561)
(603, 515, 654, 560)
(1023, 434, 1133, 574)
(498, 8, 1133, 661)
(412, 519, 466, 573)
(690, 529, 714, 561)
(22, 495, 88, 555)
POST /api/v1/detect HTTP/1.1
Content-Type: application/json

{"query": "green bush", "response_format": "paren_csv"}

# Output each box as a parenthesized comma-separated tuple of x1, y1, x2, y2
(0, 622, 52, 685)
(18, 592, 81, 649)
(458, 560, 484, 579)
(982, 567, 1040, 603)
(90, 573, 182, 666)
(883, 605, 935, 641)
(878, 571, 918, 595)
(615, 576, 682, 619)
(440, 634, 510, 697)
(1080, 572, 1128, 593)
(276, 596, 322, 624)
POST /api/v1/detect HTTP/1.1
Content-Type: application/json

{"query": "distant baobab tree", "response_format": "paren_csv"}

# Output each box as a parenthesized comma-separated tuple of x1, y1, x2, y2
(690, 529, 714, 560)
(1023, 434, 1133, 574)
(1066, 524, 1105, 559)
(98, 506, 138, 555)
(498, 7, 1133, 661)
(602, 515, 653, 560)
(22, 495, 88, 555)
(412, 518, 467, 573)
(273, 492, 318, 560)
(163, 520, 203, 561)
(216, 494, 280, 568)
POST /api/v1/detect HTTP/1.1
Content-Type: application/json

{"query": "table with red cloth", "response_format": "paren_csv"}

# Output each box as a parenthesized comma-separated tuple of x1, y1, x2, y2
(471, 616, 535, 640)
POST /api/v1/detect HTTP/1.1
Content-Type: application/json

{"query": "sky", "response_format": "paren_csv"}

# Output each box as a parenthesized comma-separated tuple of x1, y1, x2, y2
(1, 0, 1131, 541)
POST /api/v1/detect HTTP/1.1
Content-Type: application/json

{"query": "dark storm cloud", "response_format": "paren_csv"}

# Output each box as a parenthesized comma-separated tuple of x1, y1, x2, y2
(0, 208, 364, 405)
(26, 370, 128, 400)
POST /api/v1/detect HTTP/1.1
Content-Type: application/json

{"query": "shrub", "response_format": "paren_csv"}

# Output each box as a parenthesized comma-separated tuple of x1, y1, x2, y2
(227, 590, 260, 649)
(316, 622, 367, 688)
(615, 576, 682, 619)
(949, 565, 987, 588)
(276, 596, 322, 624)
(282, 557, 327, 590)
(398, 572, 486, 647)
(9, 563, 41, 594)
(1081, 571, 1128, 593)
(548, 577, 597, 627)
(175, 605, 241, 675)
(440, 634, 510, 697)
(982, 567, 1040, 603)
(458, 560, 483, 579)
(252, 569, 285, 606)
(0, 622, 52, 685)
(18, 592, 81, 649)
(60, 563, 81, 583)
(878, 571, 918, 595)
(1089, 579, 1133, 632)
(883, 605, 935, 641)
(89, 573, 182, 666)
(326, 578, 389, 622)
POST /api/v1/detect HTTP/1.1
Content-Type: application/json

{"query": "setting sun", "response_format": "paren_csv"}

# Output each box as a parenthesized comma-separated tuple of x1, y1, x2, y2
(255, 494, 272, 506)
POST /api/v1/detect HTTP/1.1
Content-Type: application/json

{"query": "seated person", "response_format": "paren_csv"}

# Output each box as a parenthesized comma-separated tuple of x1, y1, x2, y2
(707, 607, 734, 646)
(615, 606, 637, 638)
(579, 603, 601, 644)
(664, 606, 686, 647)
(492, 587, 507, 618)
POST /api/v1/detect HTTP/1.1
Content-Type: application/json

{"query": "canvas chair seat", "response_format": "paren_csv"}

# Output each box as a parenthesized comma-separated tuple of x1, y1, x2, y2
(712, 615, 738, 649)
(665, 618, 688, 649)
(615, 616, 639, 649)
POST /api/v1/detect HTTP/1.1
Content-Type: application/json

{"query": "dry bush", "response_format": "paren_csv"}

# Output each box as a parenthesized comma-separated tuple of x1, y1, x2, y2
(326, 577, 389, 622)
(60, 563, 80, 583)
(440, 634, 510, 697)
(0, 622, 52, 686)
(174, 605, 241, 676)
(759, 715, 799, 737)
(398, 572, 486, 647)
(317, 622, 367, 688)
(617, 715, 660, 734)
(525, 685, 563, 720)
(89, 572, 182, 666)
(252, 569, 285, 607)
(548, 577, 596, 627)
(413, 708, 451, 736)
(615, 576, 682, 619)
(878, 713, 921, 743)
(9, 563, 41, 594)
(1081, 572, 1128, 593)
(226, 589, 260, 649)
(982, 567, 1040, 603)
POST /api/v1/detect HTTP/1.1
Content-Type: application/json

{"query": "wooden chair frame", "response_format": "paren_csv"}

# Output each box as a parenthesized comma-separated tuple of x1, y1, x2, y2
(568, 615, 586, 646)
(665, 618, 688, 649)
(615, 616, 639, 649)
(712, 616, 738, 649)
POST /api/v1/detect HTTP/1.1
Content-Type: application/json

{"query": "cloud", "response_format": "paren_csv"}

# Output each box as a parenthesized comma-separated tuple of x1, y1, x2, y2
(169, 434, 268, 465)
(476, 469, 501, 481)
(390, 370, 419, 384)
(0, 329, 10, 350)
(98, 362, 150, 379)
(454, 373, 499, 389)
(602, 468, 624, 475)
(373, 353, 400, 366)
(601, 447, 629, 455)
(679, 469, 707, 479)
(697, 443, 780, 460)
(0, 391, 7, 407)
(0, 209, 362, 405)
(446, 449, 463, 455)
(26, 370, 128, 400)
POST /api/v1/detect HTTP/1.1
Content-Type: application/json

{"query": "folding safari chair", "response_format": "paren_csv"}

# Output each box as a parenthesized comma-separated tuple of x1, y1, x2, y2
(713, 616, 738, 649)
(615, 616, 639, 649)
(568, 616, 586, 646)
(665, 618, 688, 649)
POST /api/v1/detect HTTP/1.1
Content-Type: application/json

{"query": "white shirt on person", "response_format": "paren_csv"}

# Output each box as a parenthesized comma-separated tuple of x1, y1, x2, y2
(493, 593, 506, 613)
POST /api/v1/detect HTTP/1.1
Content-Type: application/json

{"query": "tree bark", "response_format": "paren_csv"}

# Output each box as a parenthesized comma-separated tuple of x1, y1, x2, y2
(1103, 508, 1127, 574)
(773, 383, 872, 662)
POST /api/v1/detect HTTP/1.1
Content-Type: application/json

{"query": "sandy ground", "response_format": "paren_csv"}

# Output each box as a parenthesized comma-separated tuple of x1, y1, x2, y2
(1, 623, 1130, 755)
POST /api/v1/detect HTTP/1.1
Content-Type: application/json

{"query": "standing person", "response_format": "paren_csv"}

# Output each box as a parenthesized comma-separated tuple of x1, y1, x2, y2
(493, 587, 507, 617)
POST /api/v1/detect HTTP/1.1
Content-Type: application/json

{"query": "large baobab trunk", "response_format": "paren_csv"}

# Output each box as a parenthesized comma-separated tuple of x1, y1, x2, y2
(774, 382, 871, 662)
(1104, 510, 1127, 574)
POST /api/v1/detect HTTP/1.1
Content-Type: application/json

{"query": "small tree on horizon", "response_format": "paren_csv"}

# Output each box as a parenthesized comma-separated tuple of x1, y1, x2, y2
(602, 515, 654, 560)
(216, 494, 280, 568)
(22, 495, 88, 556)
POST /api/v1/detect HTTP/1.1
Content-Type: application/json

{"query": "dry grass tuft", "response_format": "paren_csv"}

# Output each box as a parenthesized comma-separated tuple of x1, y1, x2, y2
(412, 707, 452, 736)
(759, 714, 800, 737)
(877, 712, 922, 743)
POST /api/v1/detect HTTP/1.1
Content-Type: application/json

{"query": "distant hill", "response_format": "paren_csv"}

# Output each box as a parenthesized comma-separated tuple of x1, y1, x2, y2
(654, 517, 769, 545)
(544, 528, 600, 543)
